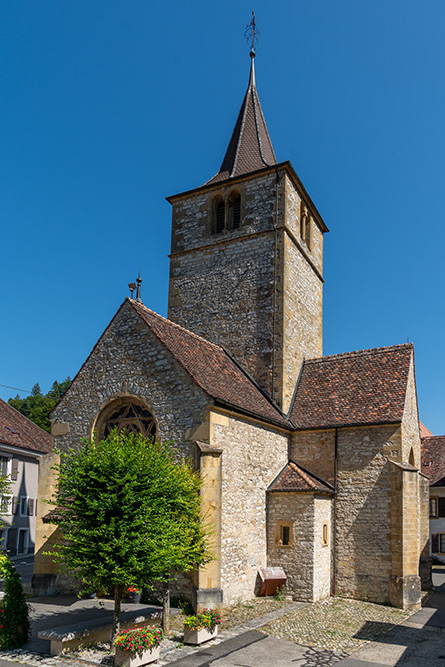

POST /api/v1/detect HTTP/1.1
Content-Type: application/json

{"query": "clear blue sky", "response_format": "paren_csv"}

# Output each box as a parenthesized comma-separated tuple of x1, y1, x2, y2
(1, 1, 444, 433)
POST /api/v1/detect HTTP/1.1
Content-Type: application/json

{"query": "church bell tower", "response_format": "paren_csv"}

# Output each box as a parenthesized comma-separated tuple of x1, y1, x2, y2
(167, 45, 328, 413)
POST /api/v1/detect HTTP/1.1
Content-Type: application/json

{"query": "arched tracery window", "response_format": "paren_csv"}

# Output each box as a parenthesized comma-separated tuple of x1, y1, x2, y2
(96, 398, 157, 441)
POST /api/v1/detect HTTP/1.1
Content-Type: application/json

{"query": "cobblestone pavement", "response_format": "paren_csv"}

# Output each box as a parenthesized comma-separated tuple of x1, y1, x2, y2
(0, 602, 303, 667)
(262, 596, 411, 653)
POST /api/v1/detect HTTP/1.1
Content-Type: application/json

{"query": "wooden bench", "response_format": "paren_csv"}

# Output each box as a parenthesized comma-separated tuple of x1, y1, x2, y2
(38, 606, 176, 655)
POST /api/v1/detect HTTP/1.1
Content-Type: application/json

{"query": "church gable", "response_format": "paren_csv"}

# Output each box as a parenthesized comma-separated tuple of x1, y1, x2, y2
(50, 299, 211, 457)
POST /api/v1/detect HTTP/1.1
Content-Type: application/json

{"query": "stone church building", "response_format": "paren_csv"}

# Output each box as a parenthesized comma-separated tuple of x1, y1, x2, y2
(33, 53, 431, 610)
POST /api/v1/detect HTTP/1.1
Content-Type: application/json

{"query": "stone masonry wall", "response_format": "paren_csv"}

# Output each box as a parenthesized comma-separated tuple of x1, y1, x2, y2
(290, 430, 336, 486)
(313, 496, 332, 601)
(51, 301, 211, 459)
(267, 493, 332, 602)
(169, 232, 277, 398)
(267, 493, 315, 601)
(279, 230, 323, 412)
(335, 424, 402, 604)
(210, 410, 288, 605)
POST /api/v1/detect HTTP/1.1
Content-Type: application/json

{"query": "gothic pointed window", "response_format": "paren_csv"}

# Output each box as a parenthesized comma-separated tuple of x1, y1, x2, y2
(215, 198, 225, 234)
(96, 398, 157, 441)
(230, 192, 241, 229)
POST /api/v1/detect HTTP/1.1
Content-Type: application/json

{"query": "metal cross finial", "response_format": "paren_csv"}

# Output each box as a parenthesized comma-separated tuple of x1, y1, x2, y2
(136, 270, 142, 302)
(244, 9, 259, 58)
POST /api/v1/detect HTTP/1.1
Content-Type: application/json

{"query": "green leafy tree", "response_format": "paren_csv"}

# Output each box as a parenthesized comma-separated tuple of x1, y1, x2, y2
(0, 474, 11, 532)
(0, 552, 30, 649)
(8, 378, 71, 433)
(48, 431, 212, 643)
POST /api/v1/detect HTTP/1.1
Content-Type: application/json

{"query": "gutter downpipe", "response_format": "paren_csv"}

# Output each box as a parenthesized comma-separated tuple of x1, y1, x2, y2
(333, 427, 338, 596)
(272, 165, 280, 402)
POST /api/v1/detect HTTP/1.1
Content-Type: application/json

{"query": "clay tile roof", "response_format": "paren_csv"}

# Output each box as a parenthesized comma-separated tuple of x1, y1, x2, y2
(130, 300, 289, 427)
(419, 422, 433, 439)
(204, 58, 277, 186)
(290, 344, 413, 430)
(268, 460, 334, 493)
(421, 435, 445, 487)
(0, 398, 52, 454)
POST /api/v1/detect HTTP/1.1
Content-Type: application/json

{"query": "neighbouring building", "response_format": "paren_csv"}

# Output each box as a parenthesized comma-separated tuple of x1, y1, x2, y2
(0, 398, 52, 558)
(33, 48, 431, 610)
(421, 427, 445, 563)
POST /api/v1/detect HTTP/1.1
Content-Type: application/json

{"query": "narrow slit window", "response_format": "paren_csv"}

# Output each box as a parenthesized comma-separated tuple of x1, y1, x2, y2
(215, 200, 225, 234)
(231, 195, 241, 229)
(322, 522, 329, 546)
(281, 525, 290, 546)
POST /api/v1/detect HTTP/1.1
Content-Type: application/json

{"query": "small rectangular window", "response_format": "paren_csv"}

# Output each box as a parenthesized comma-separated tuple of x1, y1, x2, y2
(430, 497, 438, 518)
(440, 534, 445, 554)
(322, 522, 329, 547)
(20, 496, 29, 517)
(276, 521, 293, 547)
(281, 525, 290, 546)
(17, 529, 29, 555)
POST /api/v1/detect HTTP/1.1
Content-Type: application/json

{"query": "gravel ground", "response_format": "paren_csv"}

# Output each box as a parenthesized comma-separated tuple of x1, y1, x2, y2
(262, 596, 411, 652)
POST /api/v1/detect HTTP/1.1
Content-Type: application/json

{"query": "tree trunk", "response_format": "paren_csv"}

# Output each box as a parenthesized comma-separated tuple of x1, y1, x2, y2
(162, 581, 170, 635)
(111, 584, 123, 650)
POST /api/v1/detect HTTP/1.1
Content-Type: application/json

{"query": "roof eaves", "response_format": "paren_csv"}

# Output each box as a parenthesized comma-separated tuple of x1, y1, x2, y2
(292, 419, 402, 432)
(214, 398, 291, 430)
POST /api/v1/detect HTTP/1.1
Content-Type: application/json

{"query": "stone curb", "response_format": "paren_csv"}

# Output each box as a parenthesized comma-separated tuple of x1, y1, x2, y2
(157, 602, 304, 665)
(0, 602, 302, 667)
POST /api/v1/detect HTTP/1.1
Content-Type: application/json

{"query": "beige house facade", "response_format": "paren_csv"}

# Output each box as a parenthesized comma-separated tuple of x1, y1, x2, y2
(33, 53, 431, 610)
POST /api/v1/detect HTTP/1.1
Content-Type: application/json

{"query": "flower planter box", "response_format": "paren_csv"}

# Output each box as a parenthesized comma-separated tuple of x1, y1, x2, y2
(115, 646, 160, 667)
(183, 625, 218, 645)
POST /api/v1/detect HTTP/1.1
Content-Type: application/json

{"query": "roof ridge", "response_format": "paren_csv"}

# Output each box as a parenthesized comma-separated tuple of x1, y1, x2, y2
(0, 396, 51, 437)
(289, 460, 318, 490)
(128, 299, 224, 352)
(304, 343, 413, 365)
(289, 459, 335, 491)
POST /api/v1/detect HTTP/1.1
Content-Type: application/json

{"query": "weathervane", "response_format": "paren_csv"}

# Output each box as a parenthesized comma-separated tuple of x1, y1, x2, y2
(244, 9, 259, 58)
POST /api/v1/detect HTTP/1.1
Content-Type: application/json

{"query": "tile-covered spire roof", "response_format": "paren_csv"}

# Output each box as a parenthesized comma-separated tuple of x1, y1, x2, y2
(0, 398, 52, 454)
(290, 344, 413, 430)
(268, 460, 334, 493)
(421, 435, 445, 487)
(205, 55, 277, 186)
(129, 300, 289, 427)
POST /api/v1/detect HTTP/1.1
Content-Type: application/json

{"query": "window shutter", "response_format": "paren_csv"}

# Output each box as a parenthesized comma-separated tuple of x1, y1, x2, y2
(6, 528, 17, 554)
(432, 533, 439, 553)
(35, 499, 38, 516)
(438, 498, 445, 518)
(11, 458, 19, 481)
(12, 497, 19, 515)
(28, 499, 34, 516)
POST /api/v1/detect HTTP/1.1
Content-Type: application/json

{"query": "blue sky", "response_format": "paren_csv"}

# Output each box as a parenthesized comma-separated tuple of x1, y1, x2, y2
(1, 1, 444, 433)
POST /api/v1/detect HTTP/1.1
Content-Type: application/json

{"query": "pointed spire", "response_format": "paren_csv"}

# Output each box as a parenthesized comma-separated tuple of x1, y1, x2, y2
(205, 41, 277, 186)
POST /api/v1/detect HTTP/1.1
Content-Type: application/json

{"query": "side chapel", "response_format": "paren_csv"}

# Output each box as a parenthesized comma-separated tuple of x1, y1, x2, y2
(33, 47, 431, 610)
